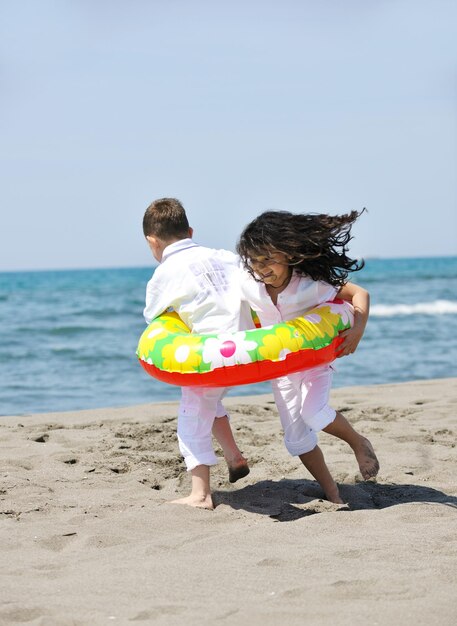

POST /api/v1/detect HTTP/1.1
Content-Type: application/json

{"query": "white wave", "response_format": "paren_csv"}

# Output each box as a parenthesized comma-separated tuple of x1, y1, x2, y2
(370, 300, 457, 317)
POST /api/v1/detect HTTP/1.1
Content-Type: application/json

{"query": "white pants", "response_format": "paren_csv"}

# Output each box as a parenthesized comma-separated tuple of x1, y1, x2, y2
(177, 386, 229, 471)
(271, 365, 336, 456)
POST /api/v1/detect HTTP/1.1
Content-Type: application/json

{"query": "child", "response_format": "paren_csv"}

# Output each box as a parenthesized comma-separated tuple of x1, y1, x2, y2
(143, 198, 251, 509)
(237, 209, 379, 504)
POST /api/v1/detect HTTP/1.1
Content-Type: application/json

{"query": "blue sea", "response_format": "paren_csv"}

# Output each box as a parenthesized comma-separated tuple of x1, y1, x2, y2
(1, 257, 456, 417)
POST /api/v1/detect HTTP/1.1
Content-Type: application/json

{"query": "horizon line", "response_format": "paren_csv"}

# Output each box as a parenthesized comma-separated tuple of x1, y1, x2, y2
(1, 253, 457, 275)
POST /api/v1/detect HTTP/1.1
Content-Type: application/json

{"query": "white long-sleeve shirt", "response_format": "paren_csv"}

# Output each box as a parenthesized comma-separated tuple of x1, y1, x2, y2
(240, 270, 338, 326)
(143, 239, 254, 334)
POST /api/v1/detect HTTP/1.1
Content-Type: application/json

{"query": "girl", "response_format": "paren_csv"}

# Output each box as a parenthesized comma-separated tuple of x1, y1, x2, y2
(237, 209, 379, 504)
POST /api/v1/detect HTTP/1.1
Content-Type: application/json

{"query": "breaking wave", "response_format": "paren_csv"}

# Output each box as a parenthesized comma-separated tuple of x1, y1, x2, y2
(371, 300, 457, 317)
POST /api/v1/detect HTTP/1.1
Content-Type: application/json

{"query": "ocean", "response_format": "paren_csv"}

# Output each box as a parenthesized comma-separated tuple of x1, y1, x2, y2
(1, 256, 456, 417)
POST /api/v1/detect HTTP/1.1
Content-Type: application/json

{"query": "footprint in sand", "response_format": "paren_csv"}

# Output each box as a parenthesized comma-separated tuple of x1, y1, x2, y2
(31, 433, 49, 443)
(256, 557, 286, 567)
(36, 533, 78, 552)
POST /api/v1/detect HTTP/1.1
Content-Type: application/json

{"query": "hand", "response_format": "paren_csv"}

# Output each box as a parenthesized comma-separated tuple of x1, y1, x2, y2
(336, 326, 364, 357)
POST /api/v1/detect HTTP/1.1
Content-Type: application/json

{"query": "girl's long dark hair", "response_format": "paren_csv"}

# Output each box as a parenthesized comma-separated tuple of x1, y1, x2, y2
(237, 209, 366, 287)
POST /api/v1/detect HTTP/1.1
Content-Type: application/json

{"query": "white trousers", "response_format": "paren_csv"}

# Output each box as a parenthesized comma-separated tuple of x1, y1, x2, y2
(177, 386, 229, 471)
(271, 365, 336, 456)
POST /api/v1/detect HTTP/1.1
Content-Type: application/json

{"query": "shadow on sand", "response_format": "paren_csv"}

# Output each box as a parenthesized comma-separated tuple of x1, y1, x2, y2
(213, 478, 457, 522)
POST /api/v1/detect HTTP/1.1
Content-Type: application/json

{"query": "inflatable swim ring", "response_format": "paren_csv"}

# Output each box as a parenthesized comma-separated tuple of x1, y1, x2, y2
(137, 300, 353, 387)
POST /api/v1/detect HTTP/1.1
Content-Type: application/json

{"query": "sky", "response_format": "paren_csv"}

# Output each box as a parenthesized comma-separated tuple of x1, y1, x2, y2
(1, 0, 456, 272)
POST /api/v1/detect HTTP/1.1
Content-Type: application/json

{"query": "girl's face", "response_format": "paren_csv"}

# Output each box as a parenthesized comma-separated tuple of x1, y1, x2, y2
(248, 250, 292, 288)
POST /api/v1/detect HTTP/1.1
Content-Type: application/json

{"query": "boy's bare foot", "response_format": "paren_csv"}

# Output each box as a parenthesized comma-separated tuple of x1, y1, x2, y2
(354, 437, 379, 480)
(228, 461, 250, 483)
(169, 494, 214, 510)
(224, 453, 250, 483)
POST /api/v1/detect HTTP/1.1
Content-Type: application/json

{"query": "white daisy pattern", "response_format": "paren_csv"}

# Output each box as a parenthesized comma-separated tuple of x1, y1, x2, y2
(202, 332, 257, 369)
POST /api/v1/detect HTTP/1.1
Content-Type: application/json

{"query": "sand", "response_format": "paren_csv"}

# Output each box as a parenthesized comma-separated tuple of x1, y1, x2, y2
(1, 378, 457, 626)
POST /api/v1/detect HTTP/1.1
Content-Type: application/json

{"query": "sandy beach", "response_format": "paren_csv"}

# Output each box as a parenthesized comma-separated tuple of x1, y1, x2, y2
(1, 378, 457, 625)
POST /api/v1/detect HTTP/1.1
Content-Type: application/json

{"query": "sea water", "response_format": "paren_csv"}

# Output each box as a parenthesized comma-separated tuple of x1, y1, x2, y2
(1, 256, 456, 416)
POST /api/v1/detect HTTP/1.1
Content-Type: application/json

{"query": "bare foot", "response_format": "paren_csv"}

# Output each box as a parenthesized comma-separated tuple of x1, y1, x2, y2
(228, 461, 250, 484)
(169, 494, 214, 510)
(354, 437, 380, 480)
(325, 485, 345, 505)
(224, 453, 250, 483)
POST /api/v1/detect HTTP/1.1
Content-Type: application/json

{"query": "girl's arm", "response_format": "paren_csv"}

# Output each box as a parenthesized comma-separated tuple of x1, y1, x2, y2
(336, 282, 370, 357)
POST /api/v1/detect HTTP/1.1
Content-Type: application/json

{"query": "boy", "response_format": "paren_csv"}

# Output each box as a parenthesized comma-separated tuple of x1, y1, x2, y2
(143, 198, 252, 509)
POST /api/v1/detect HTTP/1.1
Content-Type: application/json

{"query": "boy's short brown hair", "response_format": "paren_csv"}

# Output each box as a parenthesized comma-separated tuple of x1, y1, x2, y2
(143, 198, 190, 240)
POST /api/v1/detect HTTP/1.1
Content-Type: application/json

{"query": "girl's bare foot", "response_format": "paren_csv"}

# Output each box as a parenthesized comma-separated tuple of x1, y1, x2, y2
(354, 437, 379, 479)
(169, 493, 214, 510)
(299, 445, 343, 504)
(325, 485, 345, 504)
(323, 412, 379, 481)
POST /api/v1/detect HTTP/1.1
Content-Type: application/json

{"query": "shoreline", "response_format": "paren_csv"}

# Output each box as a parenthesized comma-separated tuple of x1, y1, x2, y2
(1, 377, 457, 625)
(3, 376, 456, 424)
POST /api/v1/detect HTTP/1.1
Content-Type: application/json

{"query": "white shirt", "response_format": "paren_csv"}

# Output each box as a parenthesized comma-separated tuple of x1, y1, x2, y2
(241, 270, 338, 326)
(143, 239, 253, 334)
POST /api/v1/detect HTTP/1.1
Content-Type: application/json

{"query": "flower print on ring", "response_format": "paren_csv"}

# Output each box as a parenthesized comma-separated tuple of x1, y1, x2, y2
(258, 325, 304, 362)
(202, 332, 257, 369)
(162, 335, 202, 372)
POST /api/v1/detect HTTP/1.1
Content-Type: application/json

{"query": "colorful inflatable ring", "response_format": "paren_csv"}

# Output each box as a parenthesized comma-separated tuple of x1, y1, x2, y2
(137, 300, 353, 387)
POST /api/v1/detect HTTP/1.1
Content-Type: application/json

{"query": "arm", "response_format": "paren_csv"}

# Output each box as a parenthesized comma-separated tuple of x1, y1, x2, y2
(336, 281, 370, 357)
(143, 272, 173, 324)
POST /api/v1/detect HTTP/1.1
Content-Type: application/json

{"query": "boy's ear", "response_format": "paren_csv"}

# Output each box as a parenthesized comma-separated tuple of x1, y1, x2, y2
(146, 235, 157, 245)
(188, 227, 193, 238)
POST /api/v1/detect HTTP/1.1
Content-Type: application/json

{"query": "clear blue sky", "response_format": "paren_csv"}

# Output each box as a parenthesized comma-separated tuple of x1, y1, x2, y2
(1, 0, 456, 271)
